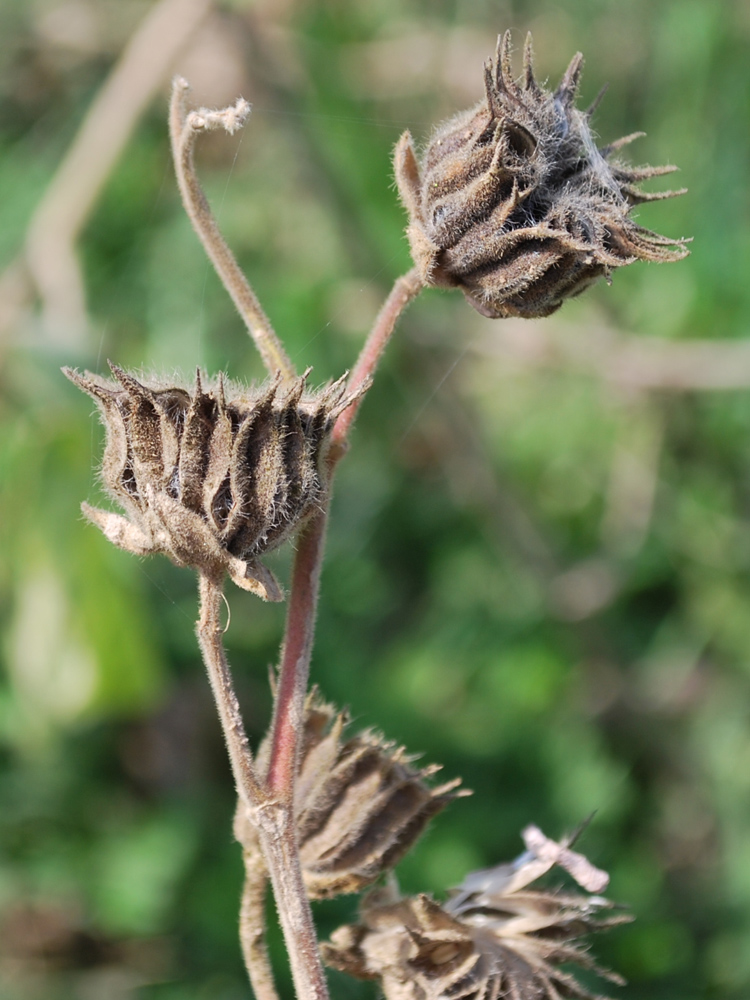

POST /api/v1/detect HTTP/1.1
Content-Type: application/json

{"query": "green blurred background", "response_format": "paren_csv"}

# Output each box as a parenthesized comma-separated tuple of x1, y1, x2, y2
(1, 0, 748, 997)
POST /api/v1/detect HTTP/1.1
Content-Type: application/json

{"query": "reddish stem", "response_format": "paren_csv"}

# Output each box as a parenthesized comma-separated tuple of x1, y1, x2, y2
(266, 268, 423, 801)
(331, 266, 423, 451)
(265, 508, 327, 800)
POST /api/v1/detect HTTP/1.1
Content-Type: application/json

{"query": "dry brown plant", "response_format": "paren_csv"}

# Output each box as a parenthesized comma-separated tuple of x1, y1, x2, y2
(64, 30, 689, 1000)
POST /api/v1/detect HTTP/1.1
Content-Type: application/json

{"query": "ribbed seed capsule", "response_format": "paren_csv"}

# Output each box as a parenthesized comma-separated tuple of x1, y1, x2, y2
(323, 827, 630, 1000)
(64, 363, 360, 599)
(235, 690, 467, 898)
(395, 30, 689, 319)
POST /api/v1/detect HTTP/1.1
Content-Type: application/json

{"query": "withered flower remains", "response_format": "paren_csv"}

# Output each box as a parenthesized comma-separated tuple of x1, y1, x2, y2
(236, 690, 466, 898)
(395, 31, 689, 319)
(324, 826, 629, 1000)
(64, 363, 359, 600)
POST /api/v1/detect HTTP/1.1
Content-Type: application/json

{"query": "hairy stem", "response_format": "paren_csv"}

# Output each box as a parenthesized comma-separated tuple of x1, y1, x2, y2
(239, 853, 281, 1000)
(196, 574, 262, 808)
(331, 266, 424, 453)
(169, 77, 294, 380)
(254, 803, 330, 1000)
(266, 508, 328, 801)
(240, 269, 424, 999)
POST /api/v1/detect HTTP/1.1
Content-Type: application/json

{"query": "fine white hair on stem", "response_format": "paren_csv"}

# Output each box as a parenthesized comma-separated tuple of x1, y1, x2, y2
(169, 77, 295, 381)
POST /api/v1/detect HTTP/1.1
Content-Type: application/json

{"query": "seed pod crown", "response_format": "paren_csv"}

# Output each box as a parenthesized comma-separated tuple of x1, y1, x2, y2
(323, 825, 630, 1000)
(64, 363, 360, 599)
(235, 690, 467, 898)
(395, 30, 689, 319)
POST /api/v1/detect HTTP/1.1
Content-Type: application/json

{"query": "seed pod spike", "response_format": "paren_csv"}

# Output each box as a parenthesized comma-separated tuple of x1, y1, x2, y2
(523, 31, 540, 94)
(585, 82, 609, 119)
(556, 51, 584, 107)
(558, 51, 584, 101)
(497, 31, 517, 98)
(483, 60, 502, 120)
(599, 131, 646, 158)
(616, 162, 680, 181)
(63, 366, 117, 407)
(622, 184, 688, 204)
(394, 131, 423, 223)
(107, 361, 151, 401)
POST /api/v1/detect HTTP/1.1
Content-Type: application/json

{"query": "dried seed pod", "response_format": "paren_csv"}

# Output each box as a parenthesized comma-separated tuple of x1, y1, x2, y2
(323, 826, 630, 1000)
(64, 363, 360, 600)
(235, 690, 467, 898)
(395, 30, 689, 319)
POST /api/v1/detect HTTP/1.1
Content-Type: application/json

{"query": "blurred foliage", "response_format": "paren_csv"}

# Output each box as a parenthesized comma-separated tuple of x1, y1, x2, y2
(1, 0, 749, 998)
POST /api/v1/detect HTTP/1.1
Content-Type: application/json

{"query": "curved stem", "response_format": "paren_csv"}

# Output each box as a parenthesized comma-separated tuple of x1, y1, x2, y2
(169, 78, 294, 380)
(196, 573, 262, 808)
(239, 852, 281, 1000)
(331, 266, 424, 452)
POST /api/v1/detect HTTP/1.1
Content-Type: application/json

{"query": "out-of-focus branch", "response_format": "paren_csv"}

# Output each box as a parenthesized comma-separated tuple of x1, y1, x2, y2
(476, 318, 750, 391)
(1, 0, 213, 351)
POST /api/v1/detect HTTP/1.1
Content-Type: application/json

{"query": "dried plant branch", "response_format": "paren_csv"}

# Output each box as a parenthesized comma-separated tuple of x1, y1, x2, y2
(331, 266, 424, 454)
(239, 858, 280, 1000)
(266, 510, 328, 801)
(1, 0, 213, 349)
(252, 803, 331, 1000)
(169, 78, 294, 380)
(265, 264, 425, 804)
(196, 573, 263, 807)
(199, 570, 329, 1000)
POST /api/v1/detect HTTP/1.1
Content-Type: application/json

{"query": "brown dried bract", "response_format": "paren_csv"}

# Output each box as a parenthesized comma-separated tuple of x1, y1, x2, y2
(235, 690, 467, 898)
(323, 827, 630, 1000)
(395, 30, 689, 319)
(64, 363, 360, 599)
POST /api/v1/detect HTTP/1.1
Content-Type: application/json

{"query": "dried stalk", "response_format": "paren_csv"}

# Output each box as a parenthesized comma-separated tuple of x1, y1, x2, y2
(196, 574, 262, 808)
(198, 570, 329, 1000)
(266, 509, 328, 801)
(169, 78, 294, 380)
(172, 82, 424, 1000)
(331, 266, 424, 453)
(238, 267, 423, 996)
(239, 858, 280, 1000)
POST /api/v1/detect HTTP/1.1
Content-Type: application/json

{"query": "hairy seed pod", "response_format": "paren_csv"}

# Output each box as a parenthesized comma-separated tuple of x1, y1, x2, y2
(235, 690, 467, 898)
(64, 363, 360, 599)
(323, 826, 630, 1000)
(394, 31, 689, 319)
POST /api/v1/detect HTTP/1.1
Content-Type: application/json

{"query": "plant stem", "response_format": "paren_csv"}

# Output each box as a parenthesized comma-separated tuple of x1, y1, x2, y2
(239, 854, 281, 1000)
(331, 266, 424, 453)
(196, 574, 262, 808)
(266, 508, 328, 801)
(265, 267, 425, 800)
(254, 802, 331, 1000)
(169, 78, 294, 380)
(234, 268, 423, 1000)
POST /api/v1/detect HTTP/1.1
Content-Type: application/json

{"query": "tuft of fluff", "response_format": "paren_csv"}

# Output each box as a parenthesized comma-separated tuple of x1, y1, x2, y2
(395, 30, 689, 319)
(64, 363, 361, 599)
